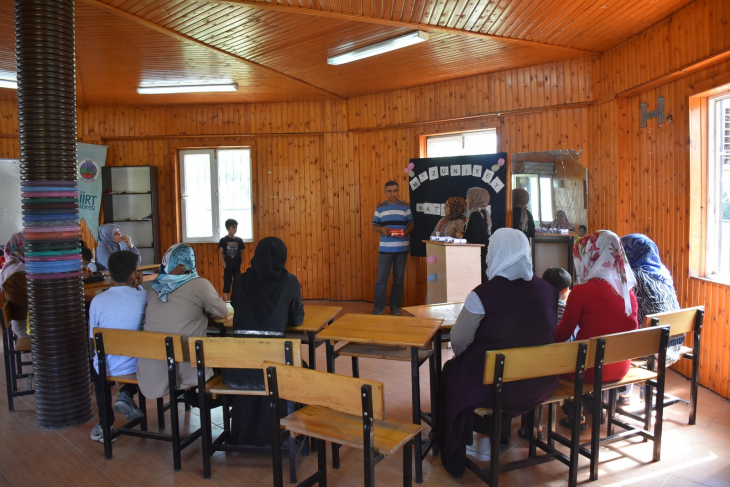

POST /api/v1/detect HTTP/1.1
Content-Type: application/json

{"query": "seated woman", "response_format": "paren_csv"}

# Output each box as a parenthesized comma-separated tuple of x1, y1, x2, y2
(1, 233, 29, 338)
(222, 237, 304, 446)
(431, 197, 467, 238)
(619, 233, 681, 404)
(136, 244, 228, 400)
(512, 188, 536, 238)
(556, 230, 638, 426)
(463, 187, 492, 283)
(95, 223, 141, 271)
(550, 210, 574, 231)
(439, 228, 559, 478)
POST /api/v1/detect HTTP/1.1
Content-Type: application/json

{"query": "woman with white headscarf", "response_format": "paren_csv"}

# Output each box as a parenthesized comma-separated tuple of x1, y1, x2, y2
(438, 228, 559, 478)
(555, 230, 638, 428)
(136, 244, 227, 399)
(463, 187, 493, 283)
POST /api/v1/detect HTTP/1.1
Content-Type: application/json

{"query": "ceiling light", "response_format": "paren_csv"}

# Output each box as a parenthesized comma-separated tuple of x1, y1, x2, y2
(137, 83, 238, 94)
(0, 79, 17, 89)
(328, 31, 430, 66)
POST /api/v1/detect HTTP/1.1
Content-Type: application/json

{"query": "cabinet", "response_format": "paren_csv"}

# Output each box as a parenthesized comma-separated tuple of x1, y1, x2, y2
(102, 166, 161, 265)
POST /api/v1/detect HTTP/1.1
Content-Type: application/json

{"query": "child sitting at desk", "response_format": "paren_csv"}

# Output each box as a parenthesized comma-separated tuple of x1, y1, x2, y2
(431, 197, 467, 238)
(88, 250, 147, 443)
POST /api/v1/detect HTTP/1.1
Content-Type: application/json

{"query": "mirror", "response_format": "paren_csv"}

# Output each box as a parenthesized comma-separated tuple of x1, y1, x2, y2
(511, 149, 588, 233)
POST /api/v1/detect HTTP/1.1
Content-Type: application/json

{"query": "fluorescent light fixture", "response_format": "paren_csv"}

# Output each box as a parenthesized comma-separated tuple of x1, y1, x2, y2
(137, 83, 238, 94)
(328, 31, 429, 66)
(0, 79, 17, 90)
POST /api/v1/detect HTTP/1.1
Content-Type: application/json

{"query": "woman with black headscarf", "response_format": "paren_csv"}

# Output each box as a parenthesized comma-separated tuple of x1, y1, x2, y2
(463, 187, 492, 283)
(223, 237, 304, 445)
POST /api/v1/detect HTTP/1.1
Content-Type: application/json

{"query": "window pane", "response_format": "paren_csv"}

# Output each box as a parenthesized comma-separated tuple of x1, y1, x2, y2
(217, 149, 253, 241)
(463, 131, 497, 155)
(183, 153, 213, 238)
(513, 174, 540, 220)
(426, 134, 462, 158)
(539, 177, 554, 224)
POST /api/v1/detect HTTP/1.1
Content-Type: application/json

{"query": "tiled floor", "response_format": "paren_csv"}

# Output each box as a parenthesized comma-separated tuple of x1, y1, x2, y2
(1, 300, 729, 486)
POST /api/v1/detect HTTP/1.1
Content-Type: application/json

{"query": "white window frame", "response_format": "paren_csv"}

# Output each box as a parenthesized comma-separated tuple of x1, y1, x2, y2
(706, 92, 730, 279)
(179, 148, 253, 244)
(425, 129, 498, 158)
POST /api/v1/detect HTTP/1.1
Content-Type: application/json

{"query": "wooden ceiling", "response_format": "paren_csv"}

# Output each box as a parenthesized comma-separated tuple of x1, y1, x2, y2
(0, 0, 694, 105)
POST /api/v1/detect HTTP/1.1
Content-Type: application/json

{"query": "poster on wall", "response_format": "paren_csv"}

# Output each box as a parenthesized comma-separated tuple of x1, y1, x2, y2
(408, 153, 507, 257)
(76, 142, 108, 240)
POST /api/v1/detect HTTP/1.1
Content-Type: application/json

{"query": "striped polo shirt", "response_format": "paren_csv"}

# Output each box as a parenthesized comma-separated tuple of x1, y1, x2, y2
(373, 200, 414, 253)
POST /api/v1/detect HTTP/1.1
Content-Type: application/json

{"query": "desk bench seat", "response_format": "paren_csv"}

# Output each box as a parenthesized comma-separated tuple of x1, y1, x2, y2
(14, 338, 31, 353)
(282, 405, 422, 456)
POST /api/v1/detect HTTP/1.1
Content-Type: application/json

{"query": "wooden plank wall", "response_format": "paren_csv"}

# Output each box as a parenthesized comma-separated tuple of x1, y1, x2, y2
(591, 0, 730, 398)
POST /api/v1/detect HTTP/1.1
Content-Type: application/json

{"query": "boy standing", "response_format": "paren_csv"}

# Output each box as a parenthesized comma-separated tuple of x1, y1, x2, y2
(218, 218, 245, 300)
(89, 250, 148, 442)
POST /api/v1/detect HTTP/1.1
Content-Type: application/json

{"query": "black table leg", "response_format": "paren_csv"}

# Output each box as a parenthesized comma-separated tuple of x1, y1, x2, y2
(308, 331, 317, 370)
(411, 346, 423, 484)
(326, 340, 335, 374)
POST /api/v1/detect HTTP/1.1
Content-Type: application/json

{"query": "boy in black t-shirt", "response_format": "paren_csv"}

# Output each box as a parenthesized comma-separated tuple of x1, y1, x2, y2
(218, 219, 245, 300)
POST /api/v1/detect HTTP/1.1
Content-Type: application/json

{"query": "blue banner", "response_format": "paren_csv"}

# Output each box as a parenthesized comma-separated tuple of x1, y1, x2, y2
(76, 142, 108, 241)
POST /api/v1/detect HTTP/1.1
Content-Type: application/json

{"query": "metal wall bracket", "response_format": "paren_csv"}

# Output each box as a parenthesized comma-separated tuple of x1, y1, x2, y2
(641, 96, 664, 127)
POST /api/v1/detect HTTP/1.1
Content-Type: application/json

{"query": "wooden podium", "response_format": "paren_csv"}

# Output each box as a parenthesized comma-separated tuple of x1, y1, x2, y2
(423, 240, 484, 304)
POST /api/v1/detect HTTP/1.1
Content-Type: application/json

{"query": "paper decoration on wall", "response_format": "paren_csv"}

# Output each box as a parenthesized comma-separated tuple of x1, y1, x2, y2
(408, 162, 415, 170)
(416, 203, 424, 212)
(428, 167, 439, 180)
(439, 166, 448, 176)
(409, 177, 421, 190)
(450, 165, 461, 176)
(472, 165, 483, 178)
(490, 176, 504, 193)
(427, 273, 438, 282)
(498, 158, 505, 166)
(482, 169, 494, 183)
(427, 255, 437, 264)
(403, 167, 410, 173)
(441, 203, 445, 216)
(461, 164, 472, 176)
(409, 170, 415, 177)
(418, 171, 429, 182)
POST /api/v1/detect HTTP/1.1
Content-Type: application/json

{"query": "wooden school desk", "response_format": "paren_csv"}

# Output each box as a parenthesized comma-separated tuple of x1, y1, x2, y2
(316, 314, 442, 483)
(83, 272, 158, 298)
(213, 304, 342, 371)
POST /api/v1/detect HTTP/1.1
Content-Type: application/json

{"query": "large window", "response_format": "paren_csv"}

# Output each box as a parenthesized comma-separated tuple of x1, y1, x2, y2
(179, 148, 253, 243)
(707, 93, 730, 278)
(425, 129, 498, 158)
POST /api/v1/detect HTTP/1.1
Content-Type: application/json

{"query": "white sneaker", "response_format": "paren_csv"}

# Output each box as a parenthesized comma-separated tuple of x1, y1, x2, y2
(90, 423, 117, 443)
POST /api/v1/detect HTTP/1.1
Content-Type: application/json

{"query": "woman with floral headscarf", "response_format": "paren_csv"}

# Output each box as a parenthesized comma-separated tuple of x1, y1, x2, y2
(555, 230, 638, 427)
(463, 187, 492, 283)
(438, 229, 559, 477)
(431, 197, 467, 238)
(1, 233, 29, 338)
(136, 244, 227, 399)
(512, 188, 535, 238)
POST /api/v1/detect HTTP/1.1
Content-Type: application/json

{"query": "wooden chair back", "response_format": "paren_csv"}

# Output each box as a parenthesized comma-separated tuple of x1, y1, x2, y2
(483, 340, 590, 385)
(591, 327, 668, 365)
(644, 306, 704, 336)
(93, 328, 184, 362)
(190, 337, 302, 369)
(264, 361, 385, 421)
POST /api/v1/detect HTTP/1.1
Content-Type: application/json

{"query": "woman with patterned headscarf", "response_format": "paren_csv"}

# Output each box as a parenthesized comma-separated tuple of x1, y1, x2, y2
(551, 210, 575, 231)
(463, 187, 492, 283)
(1, 233, 30, 338)
(136, 243, 227, 400)
(431, 197, 467, 238)
(512, 188, 535, 238)
(555, 230, 638, 428)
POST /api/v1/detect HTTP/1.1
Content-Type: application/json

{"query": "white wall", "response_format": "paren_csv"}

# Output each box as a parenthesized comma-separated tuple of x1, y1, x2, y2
(0, 159, 22, 246)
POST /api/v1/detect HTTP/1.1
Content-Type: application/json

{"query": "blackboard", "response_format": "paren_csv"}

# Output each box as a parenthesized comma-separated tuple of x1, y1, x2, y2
(407, 153, 507, 257)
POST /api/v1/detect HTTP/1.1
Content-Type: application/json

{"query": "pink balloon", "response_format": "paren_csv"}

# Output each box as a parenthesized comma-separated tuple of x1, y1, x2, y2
(408, 162, 415, 170)
(404, 167, 410, 173)
(427, 255, 437, 264)
(498, 158, 505, 166)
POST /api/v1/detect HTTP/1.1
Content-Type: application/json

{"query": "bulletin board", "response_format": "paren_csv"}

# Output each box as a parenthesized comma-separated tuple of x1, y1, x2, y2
(408, 153, 507, 257)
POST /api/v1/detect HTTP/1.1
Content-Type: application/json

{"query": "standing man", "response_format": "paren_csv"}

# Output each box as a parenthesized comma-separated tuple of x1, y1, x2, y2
(372, 181, 415, 315)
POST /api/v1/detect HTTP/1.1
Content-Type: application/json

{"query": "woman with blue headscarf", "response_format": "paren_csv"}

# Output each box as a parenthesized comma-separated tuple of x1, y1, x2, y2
(95, 223, 141, 270)
(618, 233, 682, 404)
(136, 244, 227, 399)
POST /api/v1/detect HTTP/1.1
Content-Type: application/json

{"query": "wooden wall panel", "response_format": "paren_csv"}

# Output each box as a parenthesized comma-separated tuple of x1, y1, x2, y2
(597, 0, 730, 97)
